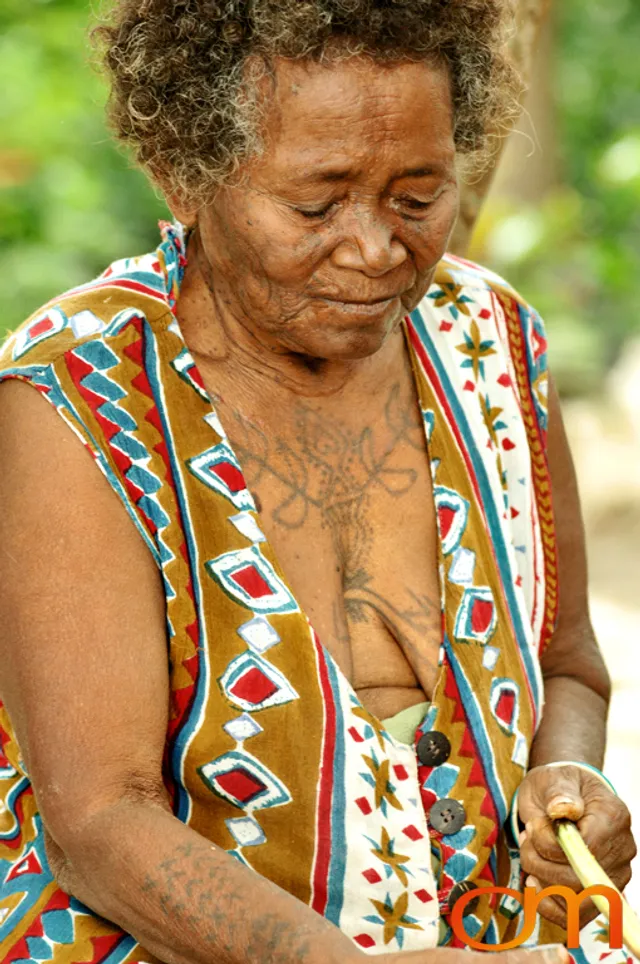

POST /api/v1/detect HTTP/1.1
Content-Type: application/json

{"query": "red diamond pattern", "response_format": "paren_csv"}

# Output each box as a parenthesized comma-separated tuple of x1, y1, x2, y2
(230, 565, 272, 599)
(354, 935, 376, 949)
(362, 868, 383, 884)
(209, 462, 245, 493)
(438, 505, 456, 540)
(29, 317, 56, 339)
(215, 766, 267, 805)
(471, 597, 494, 635)
(230, 667, 279, 705)
(402, 824, 424, 841)
(415, 889, 434, 903)
(393, 764, 409, 781)
(495, 690, 516, 727)
(355, 796, 372, 815)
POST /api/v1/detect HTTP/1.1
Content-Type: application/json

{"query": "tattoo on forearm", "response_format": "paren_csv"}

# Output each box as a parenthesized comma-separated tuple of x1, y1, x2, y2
(139, 840, 315, 964)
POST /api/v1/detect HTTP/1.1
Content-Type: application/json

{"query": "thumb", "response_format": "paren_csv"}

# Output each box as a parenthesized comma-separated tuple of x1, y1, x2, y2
(543, 765, 585, 821)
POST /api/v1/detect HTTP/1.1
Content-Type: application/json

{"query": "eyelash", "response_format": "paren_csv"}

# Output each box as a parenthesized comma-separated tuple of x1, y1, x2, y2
(296, 197, 433, 220)
(399, 197, 432, 210)
(297, 203, 336, 220)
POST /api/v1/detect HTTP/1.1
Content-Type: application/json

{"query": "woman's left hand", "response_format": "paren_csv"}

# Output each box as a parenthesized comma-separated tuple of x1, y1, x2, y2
(517, 763, 637, 930)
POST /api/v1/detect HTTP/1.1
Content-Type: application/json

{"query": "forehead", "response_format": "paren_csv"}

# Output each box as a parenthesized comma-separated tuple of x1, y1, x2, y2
(253, 56, 456, 180)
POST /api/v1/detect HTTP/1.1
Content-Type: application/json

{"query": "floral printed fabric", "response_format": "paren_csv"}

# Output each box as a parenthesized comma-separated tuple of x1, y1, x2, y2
(0, 224, 628, 963)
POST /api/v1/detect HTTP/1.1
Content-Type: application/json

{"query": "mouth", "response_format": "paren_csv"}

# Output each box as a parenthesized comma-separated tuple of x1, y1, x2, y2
(318, 294, 399, 314)
(323, 293, 399, 304)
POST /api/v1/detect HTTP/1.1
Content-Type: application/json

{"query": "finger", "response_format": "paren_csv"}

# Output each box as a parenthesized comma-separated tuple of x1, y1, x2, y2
(526, 816, 567, 862)
(579, 805, 636, 862)
(518, 765, 585, 824)
(525, 875, 571, 923)
(547, 795, 584, 822)
(520, 838, 583, 889)
(525, 873, 602, 930)
(542, 767, 585, 822)
(533, 891, 600, 930)
(520, 817, 568, 864)
(613, 867, 634, 894)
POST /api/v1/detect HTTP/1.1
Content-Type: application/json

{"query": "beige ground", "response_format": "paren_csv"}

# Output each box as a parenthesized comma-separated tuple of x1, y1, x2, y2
(563, 347, 640, 908)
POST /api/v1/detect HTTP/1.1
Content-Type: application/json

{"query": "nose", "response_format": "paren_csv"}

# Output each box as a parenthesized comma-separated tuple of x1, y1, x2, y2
(331, 206, 408, 277)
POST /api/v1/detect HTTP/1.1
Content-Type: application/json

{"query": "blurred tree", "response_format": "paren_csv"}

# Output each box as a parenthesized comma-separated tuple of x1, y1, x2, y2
(469, 0, 640, 393)
(451, 0, 552, 254)
(0, 0, 166, 341)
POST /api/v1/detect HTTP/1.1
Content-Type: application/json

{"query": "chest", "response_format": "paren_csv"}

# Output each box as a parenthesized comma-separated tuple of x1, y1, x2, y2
(209, 375, 444, 713)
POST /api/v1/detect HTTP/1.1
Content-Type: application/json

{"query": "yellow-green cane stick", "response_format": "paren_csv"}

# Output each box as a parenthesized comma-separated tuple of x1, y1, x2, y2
(555, 818, 640, 958)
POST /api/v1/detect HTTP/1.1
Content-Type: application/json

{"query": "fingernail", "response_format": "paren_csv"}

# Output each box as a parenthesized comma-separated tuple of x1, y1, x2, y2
(518, 829, 527, 846)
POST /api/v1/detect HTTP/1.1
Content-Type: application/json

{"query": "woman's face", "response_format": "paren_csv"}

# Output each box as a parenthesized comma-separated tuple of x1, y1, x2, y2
(190, 55, 459, 362)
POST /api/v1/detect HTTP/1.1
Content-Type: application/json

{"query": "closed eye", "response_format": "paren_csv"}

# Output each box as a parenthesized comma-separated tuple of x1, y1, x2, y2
(397, 197, 433, 211)
(295, 203, 336, 220)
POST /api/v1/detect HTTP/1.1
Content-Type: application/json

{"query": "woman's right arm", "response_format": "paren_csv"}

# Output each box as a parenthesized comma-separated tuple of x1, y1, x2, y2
(0, 379, 567, 964)
(0, 378, 365, 964)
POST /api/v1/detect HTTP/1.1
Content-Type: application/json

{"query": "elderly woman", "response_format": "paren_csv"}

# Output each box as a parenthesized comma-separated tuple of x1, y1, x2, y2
(0, 2, 635, 963)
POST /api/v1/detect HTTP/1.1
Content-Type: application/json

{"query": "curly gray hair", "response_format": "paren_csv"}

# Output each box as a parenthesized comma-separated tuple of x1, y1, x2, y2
(94, 0, 522, 206)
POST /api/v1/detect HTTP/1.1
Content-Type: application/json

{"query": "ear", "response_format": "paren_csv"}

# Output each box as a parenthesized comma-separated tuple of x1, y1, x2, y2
(164, 191, 199, 228)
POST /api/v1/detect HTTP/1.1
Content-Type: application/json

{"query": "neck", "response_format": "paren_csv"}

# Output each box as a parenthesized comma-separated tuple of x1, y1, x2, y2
(175, 236, 409, 404)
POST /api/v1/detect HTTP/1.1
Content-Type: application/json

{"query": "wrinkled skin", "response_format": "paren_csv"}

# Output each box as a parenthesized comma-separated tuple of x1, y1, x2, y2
(518, 764, 636, 929)
(171, 56, 459, 391)
(168, 55, 636, 936)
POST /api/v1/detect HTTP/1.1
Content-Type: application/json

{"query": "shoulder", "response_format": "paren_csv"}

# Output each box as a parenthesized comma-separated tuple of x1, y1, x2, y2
(432, 252, 533, 308)
(413, 253, 550, 432)
(427, 252, 549, 370)
(0, 244, 172, 378)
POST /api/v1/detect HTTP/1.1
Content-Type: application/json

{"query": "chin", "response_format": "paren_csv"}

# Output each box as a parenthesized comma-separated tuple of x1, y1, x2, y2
(299, 322, 397, 362)
(290, 302, 404, 360)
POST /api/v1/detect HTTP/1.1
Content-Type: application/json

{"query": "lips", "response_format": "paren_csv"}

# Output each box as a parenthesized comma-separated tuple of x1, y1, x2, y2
(319, 294, 398, 305)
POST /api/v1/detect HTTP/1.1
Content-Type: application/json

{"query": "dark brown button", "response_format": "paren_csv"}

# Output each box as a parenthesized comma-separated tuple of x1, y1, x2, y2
(417, 730, 451, 767)
(428, 798, 466, 835)
(448, 880, 480, 916)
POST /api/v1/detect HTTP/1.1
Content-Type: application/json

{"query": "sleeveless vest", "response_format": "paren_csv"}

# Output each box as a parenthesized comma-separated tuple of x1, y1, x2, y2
(0, 222, 604, 963)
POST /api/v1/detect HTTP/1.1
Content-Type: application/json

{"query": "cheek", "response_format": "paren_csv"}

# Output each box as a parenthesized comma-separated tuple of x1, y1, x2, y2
(234, 196, 327, 282)
(249, 225, 329, 289)
(405, 201, 459, 267)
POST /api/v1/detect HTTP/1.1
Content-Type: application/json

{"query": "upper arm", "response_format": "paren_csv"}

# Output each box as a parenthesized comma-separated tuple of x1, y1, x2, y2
(539, 373, 610, 697)
(0, 378, 171, 850)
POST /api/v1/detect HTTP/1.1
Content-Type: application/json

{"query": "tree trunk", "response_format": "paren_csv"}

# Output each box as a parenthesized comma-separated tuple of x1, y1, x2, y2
(450, 0, 553, 256)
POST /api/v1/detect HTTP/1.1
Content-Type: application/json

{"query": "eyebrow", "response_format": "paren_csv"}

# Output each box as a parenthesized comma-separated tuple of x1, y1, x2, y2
(293, 164, 441, 184)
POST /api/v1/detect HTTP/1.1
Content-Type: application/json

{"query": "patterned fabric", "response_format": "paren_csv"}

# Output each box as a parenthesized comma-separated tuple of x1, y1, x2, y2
(0, 223, 628, 964)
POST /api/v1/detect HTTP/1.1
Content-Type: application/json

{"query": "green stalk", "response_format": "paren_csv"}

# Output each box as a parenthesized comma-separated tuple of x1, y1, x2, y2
(555, 819, 640, 957)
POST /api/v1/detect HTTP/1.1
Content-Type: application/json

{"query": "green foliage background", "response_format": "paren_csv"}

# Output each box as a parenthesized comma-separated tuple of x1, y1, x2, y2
(0, 0, 167, 341)
(472, 0, 640, 393)
(1, 0, 639, 393)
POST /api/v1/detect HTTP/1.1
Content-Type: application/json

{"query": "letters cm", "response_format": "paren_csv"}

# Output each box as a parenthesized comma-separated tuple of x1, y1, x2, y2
(450, 884, 623, 951)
